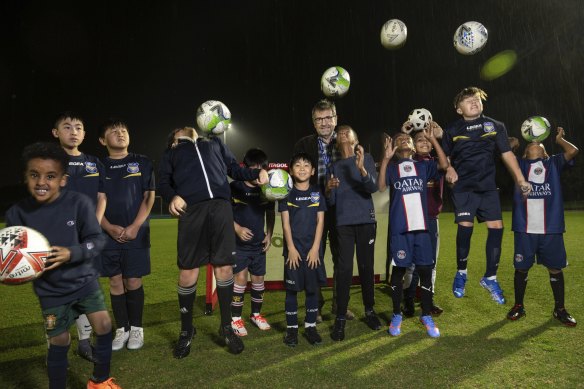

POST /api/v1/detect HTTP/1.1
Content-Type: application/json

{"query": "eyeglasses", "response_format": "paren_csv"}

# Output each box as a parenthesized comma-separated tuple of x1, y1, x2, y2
(313, 115, 336, 124)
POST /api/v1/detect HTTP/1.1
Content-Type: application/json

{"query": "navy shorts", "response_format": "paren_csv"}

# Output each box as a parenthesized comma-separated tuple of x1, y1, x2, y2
(177, 199, 235, 269)
(284, 258, 327, 293)
(513, 232, 567, 270)
(390, 231, 434, 268)
(101, 248, 151, 278)
(452, 190, 502, 223)
(233, 251, 266, 276)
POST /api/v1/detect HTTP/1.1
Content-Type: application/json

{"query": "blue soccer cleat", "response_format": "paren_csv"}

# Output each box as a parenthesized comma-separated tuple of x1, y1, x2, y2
(420, 315, 440, 338)
(388, 314, 402, 337)
(452, 271, 467, 298)
(480, 277, 506, 304)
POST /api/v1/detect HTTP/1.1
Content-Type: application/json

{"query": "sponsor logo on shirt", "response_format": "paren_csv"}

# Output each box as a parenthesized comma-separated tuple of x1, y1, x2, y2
(483, 122, 495, 133)
(393, 178, 424, 193)
(127, 162, 140, 174)
(85, 162, 98, 174)
(457, 212, 471, 217)
(466, 124, 482, 131)
(529, 183, 551, 197)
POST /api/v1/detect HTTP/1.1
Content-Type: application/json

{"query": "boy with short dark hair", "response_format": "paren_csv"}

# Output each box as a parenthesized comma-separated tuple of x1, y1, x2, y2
(230, 148, 275, 336)
(378, 128, 449, 338)
(507, 128, 578, 326)
(99, 119, 155, 351)
(52, 111, 107, 361)
(5, 142, 120, 389)
(279, 152, 327, 347)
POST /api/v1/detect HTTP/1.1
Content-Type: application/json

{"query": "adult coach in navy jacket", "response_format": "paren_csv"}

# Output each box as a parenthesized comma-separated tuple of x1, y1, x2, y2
(158, 127, 268, 357)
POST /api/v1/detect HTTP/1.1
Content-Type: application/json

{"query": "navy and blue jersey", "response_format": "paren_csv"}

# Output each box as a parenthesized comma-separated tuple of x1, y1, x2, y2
(278, 186, 326, 258)
(158, 137, 261, 206)
(64, 153, 105, 208)
(328, 154, 378, 226)
(5, 191, 105, 309)
(512, 154, 573, 234)
(103, 153, 155, 249)
(230, 180, 272, 253)
(386, 158, 440, 234)
(442, 115, 511, 192)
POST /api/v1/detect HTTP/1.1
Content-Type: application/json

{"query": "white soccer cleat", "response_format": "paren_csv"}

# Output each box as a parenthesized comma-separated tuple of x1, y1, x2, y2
(250, 314, 271, 331)
(127, 326, 144, 350)
(112, 328, 129, 351)
(231, 318, 248, 337)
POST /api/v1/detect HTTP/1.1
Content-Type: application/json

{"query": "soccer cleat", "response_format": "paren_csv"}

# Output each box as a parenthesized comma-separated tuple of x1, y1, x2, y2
(231, 318, 248, 337)
(553, 308, 577, 327)
(111, 328, 129, 351)
(250, 314, 271, 331)
(127, 326, 144, 350)
(430, 304, 444, 316)
(330, 317, 346, 341)
(220, 324, 244, 354)
(283, 327, 299, 347)
(402, 298, 415, 318)
(420, 315, 440, 338)
(304, 326, 322, 345)
(480, 277, 506, 304)
(365, 310, 382, 330)
(87, 377, 122, 389)
(507, 304, 526, 321)
(77, 340, 97, 363)
(452, 272, 467, 298)
(388, 313, 402, 337)
(331, 306, 355, 320)
(173, 328, 195, 359)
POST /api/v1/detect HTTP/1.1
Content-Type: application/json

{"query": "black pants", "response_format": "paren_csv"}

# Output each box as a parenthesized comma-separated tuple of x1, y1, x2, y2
(334, 223, 376, 316)
(319, 208, 340, 309)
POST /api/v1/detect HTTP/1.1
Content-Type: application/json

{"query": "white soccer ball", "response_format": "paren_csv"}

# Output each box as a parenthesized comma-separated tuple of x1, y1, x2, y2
(0, 226, 49, 285)
(380, 19, 407, 50)
(520, 116, 551, 142)
(261, 169, 293, 201)
(453, 21, 488, 55)
(196, 100, 231, 135)
(321, 66, 351, 98)
(406, 108, 433, 133)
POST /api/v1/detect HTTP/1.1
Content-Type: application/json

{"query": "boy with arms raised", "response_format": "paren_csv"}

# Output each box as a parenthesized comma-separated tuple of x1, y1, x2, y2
(507, 128, 578, 326)
(52, 111, 107, 361)
(6, 142, 120, 388)
(99, 119, 155, 351)
(378, 127, 448, 338)
(230, 148, 275, 336)
(443, 87, 531, 304)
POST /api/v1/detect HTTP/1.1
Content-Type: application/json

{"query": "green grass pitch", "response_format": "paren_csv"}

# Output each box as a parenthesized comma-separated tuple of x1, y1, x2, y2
(1, 211, 583, 388)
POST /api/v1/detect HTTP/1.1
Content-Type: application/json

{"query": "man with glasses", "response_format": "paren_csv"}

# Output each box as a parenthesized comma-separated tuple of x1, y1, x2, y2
(293, 99, 355, 322)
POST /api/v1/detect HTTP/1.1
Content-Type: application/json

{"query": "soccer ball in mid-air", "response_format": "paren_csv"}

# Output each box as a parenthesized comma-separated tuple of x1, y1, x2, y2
(380, 19, 407, 50)
(196, 100, 231, 135)
(0, 226, 50, 285)
(321, 66, 351, 98)
(521, 116, 551, 142)
(453, 21, 488, 55)
(261, 169, 293, 201)
(406, 108, 433, 133)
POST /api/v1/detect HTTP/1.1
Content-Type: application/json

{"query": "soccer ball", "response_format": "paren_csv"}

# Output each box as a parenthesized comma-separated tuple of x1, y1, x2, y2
(380, 19, 407, 49)
(0, 226, 49, 285)
(521, 116, 551, 142)
(321, 66, 351, 98)
(453, 21, 488, 55)
(406, 108, 433, 133)
(196, 100, 231, 135)
(261, 169, 293, 201)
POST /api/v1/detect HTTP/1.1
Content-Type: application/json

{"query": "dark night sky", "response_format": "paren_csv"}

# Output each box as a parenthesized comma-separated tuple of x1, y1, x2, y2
(2, 0, 583, 203)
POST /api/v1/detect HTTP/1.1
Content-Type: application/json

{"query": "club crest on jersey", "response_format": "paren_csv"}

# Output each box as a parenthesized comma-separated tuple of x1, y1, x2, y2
(310, 192, 320, 203)
(483, 122, 495, 133)
(515, 254, 523, 263)
(397, 250, 406, 260)
(534, 167, 543, 175)
(404, 165, 412, 173)
(84, 162, 98, 174)
(127, 162, 140, 174)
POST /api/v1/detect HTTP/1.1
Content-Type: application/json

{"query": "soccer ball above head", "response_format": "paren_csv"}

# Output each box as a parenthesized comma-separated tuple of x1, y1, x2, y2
(0, 226, 50, 285)
(261, 169, 293, 201)
(321, 66, 351, 98)
(454, 21, 488, 55)
(406, 108, 433, 133)
(196, 100, 231, 135)
(521, 116, 551, 142)
(380, 19, 407, 50)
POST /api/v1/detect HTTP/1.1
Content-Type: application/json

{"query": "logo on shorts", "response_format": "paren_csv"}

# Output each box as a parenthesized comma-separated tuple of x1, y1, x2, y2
(67, 220, 75, 226)
(515, 254, 523, 263)
(368, 239, 375, 245)
(397, 250, 406, 260)
(534, 167, 543, 175)
(457, 212, 471, 217)
(45, 314, 57, 330)
(127, 162, 140, 174)
(483, 122, 495, 133)
(85, 162, 98, 174)
(86, 242, 94, 250)
(286, 279, 295, 285)
(310, 192, 320, 203)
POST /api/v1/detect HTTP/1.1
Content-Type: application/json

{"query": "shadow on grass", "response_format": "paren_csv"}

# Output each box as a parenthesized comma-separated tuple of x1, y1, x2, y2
(0, 355, 87, 389)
